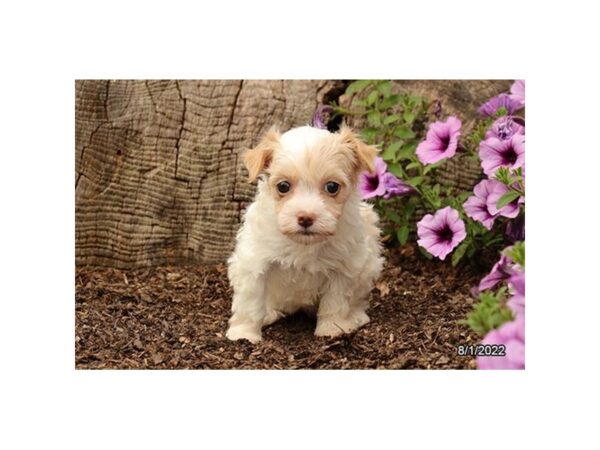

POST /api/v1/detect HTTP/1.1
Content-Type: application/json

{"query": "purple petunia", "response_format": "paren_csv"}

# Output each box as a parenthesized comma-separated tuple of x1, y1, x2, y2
(417, 207, 467, 261)
(509, 80, 525, 107)
(381, 172, 417, 199)
(416, 116, 462, 165)
(359, 157, 416, 200)
(463, 179, 505, 230)
(479, 133, 525, 176)
(509, 269, 525, 297)
(478, 254, 514, 291)
(478, 93, 523, 117)
(359, 157, 388, 199)
(507, 268, 525, 317)
(477, 315, 525, 369)
(486, 182, 523, 219)
(312, 104, 333, 130)
(485, 116, 525, 141)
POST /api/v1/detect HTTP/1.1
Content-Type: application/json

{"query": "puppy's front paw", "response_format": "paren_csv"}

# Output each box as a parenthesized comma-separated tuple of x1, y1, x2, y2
(315, 317, 353, 337)
(315, 312, 370, 337)
(226, 324, 262, 344)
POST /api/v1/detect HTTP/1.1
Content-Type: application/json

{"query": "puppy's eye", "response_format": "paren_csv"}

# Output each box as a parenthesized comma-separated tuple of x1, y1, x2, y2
(276, 181, 291, 194)
(324, 181, 340, 195)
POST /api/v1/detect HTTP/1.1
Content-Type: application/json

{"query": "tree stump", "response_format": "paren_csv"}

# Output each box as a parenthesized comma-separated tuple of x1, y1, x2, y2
(76, 80, 335, 268)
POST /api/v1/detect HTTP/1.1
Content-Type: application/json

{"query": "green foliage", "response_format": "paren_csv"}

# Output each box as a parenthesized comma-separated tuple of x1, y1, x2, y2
(464, 287, 514, 335)
(505, 240, 525, 268)
(333, 80, 443, 246)
(333, 80, 508, 265)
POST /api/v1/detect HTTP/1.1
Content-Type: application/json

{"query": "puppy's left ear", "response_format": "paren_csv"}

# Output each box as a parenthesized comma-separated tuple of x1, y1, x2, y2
(243, 127, 281, 182)
(338, 124, 379, 174)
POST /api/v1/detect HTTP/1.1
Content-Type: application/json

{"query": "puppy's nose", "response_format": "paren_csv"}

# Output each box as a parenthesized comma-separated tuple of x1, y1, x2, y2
(297, 214, 315, 229)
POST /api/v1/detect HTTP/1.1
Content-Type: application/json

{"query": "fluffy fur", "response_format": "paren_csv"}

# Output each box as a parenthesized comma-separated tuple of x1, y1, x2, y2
(226, 125, 384, 343)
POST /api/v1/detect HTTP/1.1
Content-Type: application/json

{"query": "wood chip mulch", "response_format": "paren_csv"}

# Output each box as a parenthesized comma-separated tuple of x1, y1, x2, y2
(75, 245, 483, 369)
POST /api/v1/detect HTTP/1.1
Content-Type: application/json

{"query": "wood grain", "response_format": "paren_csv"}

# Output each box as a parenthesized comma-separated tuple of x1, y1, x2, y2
(76, 80, 334, 268)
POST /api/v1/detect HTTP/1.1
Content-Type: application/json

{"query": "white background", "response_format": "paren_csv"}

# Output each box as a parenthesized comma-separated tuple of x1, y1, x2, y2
(1, 1, 598, 448)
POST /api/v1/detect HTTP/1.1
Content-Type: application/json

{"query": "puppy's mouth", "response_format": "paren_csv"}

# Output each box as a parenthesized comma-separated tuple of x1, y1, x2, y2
(282, 229, 334, 244)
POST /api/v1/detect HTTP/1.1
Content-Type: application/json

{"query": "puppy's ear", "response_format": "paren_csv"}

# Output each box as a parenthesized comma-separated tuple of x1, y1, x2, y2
(243, 127, 281, 182)
(338, 124, 378, 174)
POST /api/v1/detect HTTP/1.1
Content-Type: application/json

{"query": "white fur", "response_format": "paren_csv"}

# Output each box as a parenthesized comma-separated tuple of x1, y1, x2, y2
(226, 126, 384, 343)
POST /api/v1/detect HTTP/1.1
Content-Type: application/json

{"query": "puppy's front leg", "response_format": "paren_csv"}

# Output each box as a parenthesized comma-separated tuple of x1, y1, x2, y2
(315, 275, 361, 337)
(226, 262, 268, 344)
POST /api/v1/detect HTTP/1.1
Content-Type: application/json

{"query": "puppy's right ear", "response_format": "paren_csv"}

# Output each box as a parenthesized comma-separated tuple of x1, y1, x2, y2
(243, 127, 281, 182)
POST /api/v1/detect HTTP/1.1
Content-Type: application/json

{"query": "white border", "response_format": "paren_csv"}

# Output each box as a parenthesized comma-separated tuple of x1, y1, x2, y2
(2, 1, 599, 448)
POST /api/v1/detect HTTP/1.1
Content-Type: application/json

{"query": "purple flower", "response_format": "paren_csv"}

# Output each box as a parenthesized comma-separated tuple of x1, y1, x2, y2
(485, 116, 525, 141)
(312, 104, 333, 130)
(509, 80, 525, 107)
(358, 157, 388, 199)
(417, 207, 467, 261)
(478, 254, 513, 291)
(509, 269, 525, 297)
(381, 172, 416, 199)
(486, 183, 523, 219)
(507, 293, 525, 318)
(507, 266, 525, 317)
(416, 116, 462, 165)
(479, 133, 525, 176)
(358, 157, 417, 200)
(478, 93, 523, 117)
(463, 179, 505, 230)
(477, 315, 525, 369)
(505, 214, 525, 244)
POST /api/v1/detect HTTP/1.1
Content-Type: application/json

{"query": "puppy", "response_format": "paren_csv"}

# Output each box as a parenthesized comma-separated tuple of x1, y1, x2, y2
(226, 125, 384, 343)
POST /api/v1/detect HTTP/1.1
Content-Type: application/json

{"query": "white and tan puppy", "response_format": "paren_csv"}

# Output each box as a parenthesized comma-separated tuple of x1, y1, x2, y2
(226, 125, 384, 343)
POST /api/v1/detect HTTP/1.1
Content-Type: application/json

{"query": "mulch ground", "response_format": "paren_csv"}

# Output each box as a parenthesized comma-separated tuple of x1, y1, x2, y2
(75, 245, 484, 369)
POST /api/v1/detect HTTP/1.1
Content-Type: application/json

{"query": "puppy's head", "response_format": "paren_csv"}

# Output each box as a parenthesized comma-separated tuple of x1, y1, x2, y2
(243, 125, 378, 244)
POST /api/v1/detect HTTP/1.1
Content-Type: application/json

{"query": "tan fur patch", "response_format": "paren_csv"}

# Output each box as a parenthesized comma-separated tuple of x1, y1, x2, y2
(243, 127, 281, 182)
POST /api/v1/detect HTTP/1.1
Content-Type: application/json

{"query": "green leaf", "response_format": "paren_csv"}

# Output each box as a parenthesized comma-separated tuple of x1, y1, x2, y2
(423, 159, 445, 174)
(381, 141, 402, 161)
(451, 240, 469, 267)
(406, 162, 421, 170)
(394, 126, 415, 139)
(403, 110, 416, 123)
(466, 288, 513, 335)
(383, 114, 401, 125)
(376, 81, 392, 98)
(360, 128, 378, 143)
(418, 246, 433, 260)
(367, 110, 381, 127)
(504, 241, 525, 268)
(407, 176, 424, 187)
(403, 203, 416, 220)
(496, 190, 521, 210)
(397, 225, 409, 245)
(380, 94, 400, 110)
(495, 106, 508, 117)
(386, 210, 402, 223)
(367, 90, 379, 106)
(387, 163, 404, 178)
(494, 166, 511, 185)
(397, 143, 417, 160)
(345, 80, 372, 96)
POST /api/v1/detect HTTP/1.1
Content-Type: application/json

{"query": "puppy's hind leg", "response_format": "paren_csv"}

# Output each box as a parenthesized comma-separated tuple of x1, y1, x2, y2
(262, 309, 285, 327)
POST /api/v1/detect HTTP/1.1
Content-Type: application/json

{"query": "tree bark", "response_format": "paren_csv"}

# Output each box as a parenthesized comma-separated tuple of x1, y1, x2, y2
(76, 80, 335, 268)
